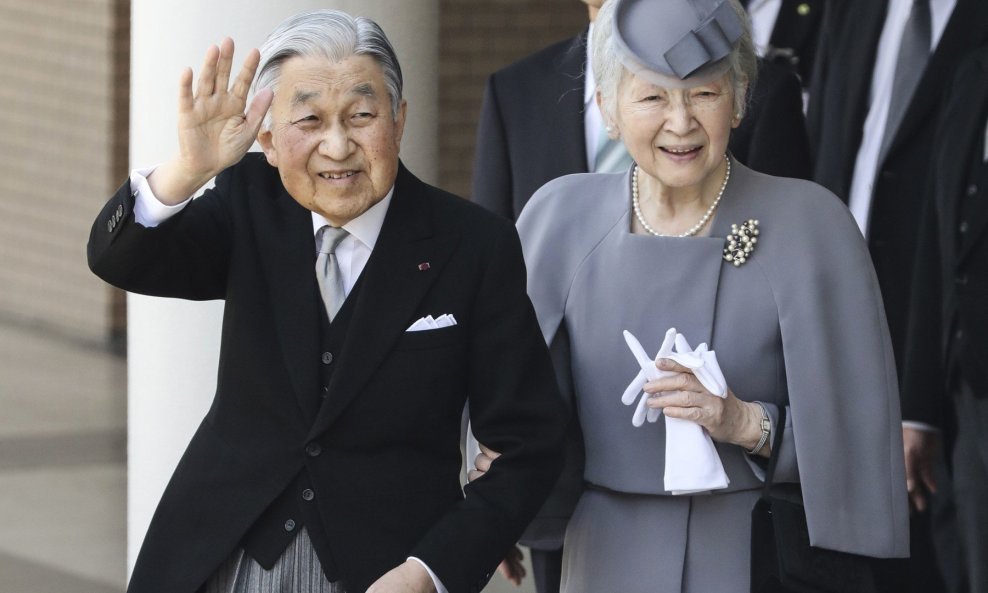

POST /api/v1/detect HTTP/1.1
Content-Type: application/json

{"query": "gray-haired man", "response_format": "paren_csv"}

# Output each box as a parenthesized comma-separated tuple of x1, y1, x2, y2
(88, 10, 564, 593)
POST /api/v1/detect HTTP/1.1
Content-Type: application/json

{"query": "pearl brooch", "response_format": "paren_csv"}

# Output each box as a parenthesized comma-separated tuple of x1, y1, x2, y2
(723, 219, 760, 266)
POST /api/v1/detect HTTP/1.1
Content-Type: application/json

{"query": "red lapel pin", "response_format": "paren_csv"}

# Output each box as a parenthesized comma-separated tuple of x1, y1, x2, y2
(418, 262, 431, 271)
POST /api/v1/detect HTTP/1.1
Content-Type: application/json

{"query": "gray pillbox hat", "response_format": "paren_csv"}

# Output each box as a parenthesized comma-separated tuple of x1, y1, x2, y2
(612, 0, 743, 88)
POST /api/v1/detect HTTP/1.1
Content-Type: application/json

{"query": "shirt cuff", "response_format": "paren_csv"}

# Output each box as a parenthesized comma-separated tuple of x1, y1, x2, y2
(902, 421, 940, 433)
(131, 166, 193, 227)
(408, 557, 447, 593)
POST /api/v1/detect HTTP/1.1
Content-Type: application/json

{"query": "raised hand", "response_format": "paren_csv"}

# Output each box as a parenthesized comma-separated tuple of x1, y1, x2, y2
(149, 37, 273, 204)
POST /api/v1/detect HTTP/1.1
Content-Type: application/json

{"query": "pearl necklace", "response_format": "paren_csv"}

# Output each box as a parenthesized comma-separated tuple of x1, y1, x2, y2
(632, 154, 731, 237)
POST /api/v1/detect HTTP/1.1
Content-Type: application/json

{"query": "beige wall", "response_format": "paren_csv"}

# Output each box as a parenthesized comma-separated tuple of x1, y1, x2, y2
(0, 0, 129, 342)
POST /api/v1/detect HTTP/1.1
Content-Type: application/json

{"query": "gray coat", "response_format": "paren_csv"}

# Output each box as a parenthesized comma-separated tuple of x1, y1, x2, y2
(517, 159, 909, 561)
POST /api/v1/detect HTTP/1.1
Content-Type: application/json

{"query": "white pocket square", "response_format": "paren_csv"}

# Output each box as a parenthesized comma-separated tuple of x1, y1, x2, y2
(406, 314, 457, 332)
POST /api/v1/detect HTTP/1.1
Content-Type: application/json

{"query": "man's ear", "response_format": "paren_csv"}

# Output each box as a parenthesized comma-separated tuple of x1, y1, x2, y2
(394, 99, 408, 149)
(258, 128, 279, 167)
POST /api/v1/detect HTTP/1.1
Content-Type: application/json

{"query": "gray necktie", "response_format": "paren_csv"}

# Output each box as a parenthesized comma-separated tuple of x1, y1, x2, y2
(315, 225, 349, 322)
(881, 0, 931, 159)
(593, 126, 634, 173)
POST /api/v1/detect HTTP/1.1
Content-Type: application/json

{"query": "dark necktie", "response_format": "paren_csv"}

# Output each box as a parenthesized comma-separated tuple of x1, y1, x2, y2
(315, 225, 349, 322)
(881, 0, 932, 159)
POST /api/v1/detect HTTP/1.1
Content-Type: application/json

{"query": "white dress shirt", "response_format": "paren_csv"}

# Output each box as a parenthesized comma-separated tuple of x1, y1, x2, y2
(747, 0, 783, 56)
(130, 167, 448, 593)
(584, 23, 606, 172)
(847, 0, 957, 235)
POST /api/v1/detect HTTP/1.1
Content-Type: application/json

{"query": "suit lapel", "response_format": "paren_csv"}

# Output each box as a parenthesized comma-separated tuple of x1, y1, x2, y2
(254, 175, 323, 425)
(307, 165, 459, 439)
(883, 0, 988, 163)
(555, 31, 590, 173)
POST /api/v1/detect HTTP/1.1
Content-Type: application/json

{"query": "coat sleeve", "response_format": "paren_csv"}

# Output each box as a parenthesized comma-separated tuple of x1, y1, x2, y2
(769, 192, 909, 558)
(87, 168, 235, 300)
(900, 183, 946, 426)
(471, 75, 516, 220)
(409, 220, 566, 593)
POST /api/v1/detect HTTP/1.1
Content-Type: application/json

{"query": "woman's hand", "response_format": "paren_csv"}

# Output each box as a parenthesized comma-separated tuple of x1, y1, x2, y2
(150, 37, 273, 204)
(644, 358, 768, 456)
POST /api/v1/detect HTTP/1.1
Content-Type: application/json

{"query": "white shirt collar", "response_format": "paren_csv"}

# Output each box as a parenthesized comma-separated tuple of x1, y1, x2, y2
(310, 186, 394, 250)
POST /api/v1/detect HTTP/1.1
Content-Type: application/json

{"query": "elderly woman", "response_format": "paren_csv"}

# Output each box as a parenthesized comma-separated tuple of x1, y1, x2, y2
(498, 0, 910, 591)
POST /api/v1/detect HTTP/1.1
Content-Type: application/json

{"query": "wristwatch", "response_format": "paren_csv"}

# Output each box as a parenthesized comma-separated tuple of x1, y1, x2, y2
(746, 403, 772, 455)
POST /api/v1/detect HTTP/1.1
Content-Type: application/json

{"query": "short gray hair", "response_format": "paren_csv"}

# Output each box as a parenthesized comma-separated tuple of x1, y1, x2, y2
(591, 0, 758, 121)
(253, 10, 404, 127)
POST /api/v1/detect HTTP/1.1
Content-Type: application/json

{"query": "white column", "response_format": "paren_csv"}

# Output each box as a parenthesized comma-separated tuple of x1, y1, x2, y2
(127, 0, 438, 574)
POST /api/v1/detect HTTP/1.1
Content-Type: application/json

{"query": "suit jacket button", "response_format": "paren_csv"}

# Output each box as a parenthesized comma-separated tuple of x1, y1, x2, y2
(959, 220, 969, 234)
(956, 274, 969, 286)
(116, 205, 124, 217)
(956, 329, 965, 341)
(107, 220, 115, 232)
(284, 519, 296, 532)
(967, 184, 979, 197)
(306, 442, 322, 457)
(302, 488, 315, 501)
(322, 352, 334, 364)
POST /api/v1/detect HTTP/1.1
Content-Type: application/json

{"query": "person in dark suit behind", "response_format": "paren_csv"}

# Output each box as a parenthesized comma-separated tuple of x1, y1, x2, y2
(87, 10, 564, 593)
(744, 0, 824, 90)
(902, 44, 988, 593)
(472, 0, 811, 223)
(807, 1, 988, 591)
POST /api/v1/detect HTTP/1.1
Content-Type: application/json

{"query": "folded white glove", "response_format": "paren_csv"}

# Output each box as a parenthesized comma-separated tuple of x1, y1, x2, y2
(622, 329, 730, 495)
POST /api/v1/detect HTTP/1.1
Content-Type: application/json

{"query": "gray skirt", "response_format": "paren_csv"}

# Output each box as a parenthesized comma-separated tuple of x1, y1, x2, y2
(199, 528, 343, 593)
(561, 488, 760, 593)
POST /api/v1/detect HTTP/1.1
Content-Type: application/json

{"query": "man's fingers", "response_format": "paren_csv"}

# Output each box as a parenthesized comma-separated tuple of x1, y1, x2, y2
(478, 442, 501, 459)
(197, 44, 220, 97)
(497, 559, 523, 586)
(244, 88, 273, 135)
(178, 67, 194, 112)
(468, 469, 484, 482)
(214, 37, 235, 95)
(920, 465, 938, 494)
(474, 451, 494, 472)
(909, 487, 928, 513)
(232, 48, 262, 100)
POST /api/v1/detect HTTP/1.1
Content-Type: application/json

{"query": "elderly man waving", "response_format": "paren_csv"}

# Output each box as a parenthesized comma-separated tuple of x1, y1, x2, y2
(88, 10, 564, 593)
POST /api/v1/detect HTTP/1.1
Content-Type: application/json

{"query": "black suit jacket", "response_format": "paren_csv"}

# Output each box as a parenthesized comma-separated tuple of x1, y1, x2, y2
(903, 47, 988, 427)
(471, 31, 812, 222)
(763, 0, 825, 88)
(88, 156, 565, 593)
(807, 0, 988, 380)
